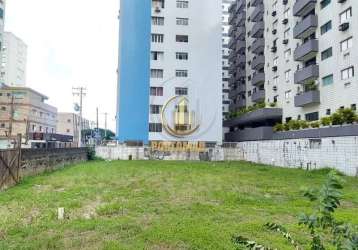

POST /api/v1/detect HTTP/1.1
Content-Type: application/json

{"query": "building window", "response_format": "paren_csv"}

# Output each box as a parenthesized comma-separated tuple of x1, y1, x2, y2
(176, 18, 189, 26)
(152, 16, 164, 26)
(340, 37, 353, 52)
(0, 106, 5, 111)
(340, 8, 352, 24)
(322, 74, 333, 86)
(320, 21, 332, 35)
(326, 109, 331, 115)
(0, 123, 5, 128)
(151, 51, 164, 61)
(151, 34, 164, 43)
(150, 87, 163, 96)
(321, 47, 332, 60)
(285, 70, 291, 82)
(175, 87, 188, 96)
(149, 123, 163, 133)
(176, 0, 188, 8)
(284, 28, 290, 39)
(351, 104, 357, 111)
(176, 35, 188, 43)
(285, 90, 292, 100)
(305, 112, 319, 121)
(152, 0, 165, 8)
(320, 0, 331, 9)
(151, 69, 164, 78)
(150, 105, 162, 114)
(176, 52, 188, 60)
(284, 49, 291, 60)
(175, 70, 188, 78)
(341, 66, 354, 80)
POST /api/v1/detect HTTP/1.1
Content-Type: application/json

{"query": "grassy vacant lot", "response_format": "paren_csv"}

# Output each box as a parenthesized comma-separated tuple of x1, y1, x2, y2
(0, 161, 357, 250)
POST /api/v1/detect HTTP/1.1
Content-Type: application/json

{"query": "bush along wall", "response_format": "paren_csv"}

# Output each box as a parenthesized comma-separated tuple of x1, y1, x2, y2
(274, 108, 358, 132)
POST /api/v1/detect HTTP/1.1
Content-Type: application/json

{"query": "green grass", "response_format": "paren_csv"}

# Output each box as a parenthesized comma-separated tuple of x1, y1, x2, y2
(0, 161, 357, 250)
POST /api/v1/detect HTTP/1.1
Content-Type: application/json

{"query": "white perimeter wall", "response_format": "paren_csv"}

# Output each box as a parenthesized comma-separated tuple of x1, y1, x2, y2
(96, 136, 358, 177)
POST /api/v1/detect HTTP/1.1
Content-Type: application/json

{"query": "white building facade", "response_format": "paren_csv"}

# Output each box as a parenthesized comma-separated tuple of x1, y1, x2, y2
(117, 0, 223, 144)
(225, 0, 358, 141)
(1, 32, 27, 86)
(222, 0, 235, 118)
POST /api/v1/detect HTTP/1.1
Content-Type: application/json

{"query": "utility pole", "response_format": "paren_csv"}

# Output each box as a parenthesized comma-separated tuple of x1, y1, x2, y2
(72, 87, 87, 148)
(8, 95, 15, 138)
(96, 107, 99, 144)
(102, 112, 108, 139)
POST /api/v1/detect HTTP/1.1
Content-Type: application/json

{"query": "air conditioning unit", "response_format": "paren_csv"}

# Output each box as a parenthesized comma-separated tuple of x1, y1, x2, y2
(272, 11, 277, 17)
(272, 66, 278, 72)
(282, 18, 289, 25)
(155, 6, 161, 13)
(338, 0, 347, 3)
(273, 86, 278, 91)
(283, 0, 288, 5)
(283, 39, 289, 45)
(271, 46, 277, 53)
(272, 29, 277, 35)
(339, 22, 349, 31)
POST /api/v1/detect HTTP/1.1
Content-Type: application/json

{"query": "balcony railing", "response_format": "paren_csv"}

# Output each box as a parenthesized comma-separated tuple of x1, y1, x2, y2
(294, 39, 318, 61)
(294, 90, 320, 107)
(294, 64, 319, 84)
(293, 15, 318, 39)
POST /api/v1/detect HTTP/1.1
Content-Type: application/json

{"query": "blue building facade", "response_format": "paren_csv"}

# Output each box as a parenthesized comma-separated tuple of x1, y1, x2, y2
(116, 0, 151, 144)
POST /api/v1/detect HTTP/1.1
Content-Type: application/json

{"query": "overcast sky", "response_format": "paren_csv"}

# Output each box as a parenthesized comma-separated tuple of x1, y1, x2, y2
(5, 0, 119, 131)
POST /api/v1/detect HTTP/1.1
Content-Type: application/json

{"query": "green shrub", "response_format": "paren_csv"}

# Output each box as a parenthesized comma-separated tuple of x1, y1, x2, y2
(310, 121, 320, 128)
(269, 102, 277, 108)
(273, 123, 284, 132)
(284, 123, 290, 131)
(232, 171, 358, 250)
(320, 116, 332, 126)
(331, 112, 344, 125)
(87, 147, 96, 161)
(304, 80, 318, 91)
(288, 120, 301, 130)
(299, 120, 309, 129)
(339, 108, 357, 124)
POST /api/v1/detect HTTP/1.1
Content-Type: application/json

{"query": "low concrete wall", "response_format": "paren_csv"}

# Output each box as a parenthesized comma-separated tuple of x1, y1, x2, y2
(96, 136, 358, 176)
(20, 148, 88, 177)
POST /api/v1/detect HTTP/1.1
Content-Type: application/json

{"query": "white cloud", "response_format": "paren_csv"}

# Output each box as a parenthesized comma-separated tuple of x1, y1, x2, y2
(5, 0, 119, 131)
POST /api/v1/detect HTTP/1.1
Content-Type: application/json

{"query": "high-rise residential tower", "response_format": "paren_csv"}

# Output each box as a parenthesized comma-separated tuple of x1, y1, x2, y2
(0, 0, 5, 79)
(225, 0, 358, 142)
(117, 0, 223, 144)
(222, 0, 235, 118)
(0, 32, 27, 86)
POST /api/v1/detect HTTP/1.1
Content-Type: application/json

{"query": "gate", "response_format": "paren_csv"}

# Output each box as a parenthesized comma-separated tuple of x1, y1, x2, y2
(0, 135, 22, 190)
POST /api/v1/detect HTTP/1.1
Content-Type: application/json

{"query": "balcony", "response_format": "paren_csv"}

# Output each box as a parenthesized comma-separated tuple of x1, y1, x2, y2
(252, 89, 265, 103)
(224, 108, 283, 128)
(229, 85, 247, 99)
(236, 55, 246, 67)
(252, 72, 265, 86)
(251, 4, 264, 22)
(228, 25, 236, 37)
(294, 39, 318, 61)
(252, 38, 265, 54)
(294, 90, 320, 107)
(229, 99, 246, 111)
(251, 55, 265, 70)
(236, 42, 246, 53)
(235, 69, 246, 80)
(293, 0, 317, 17)
(294, 64, 319, 84)
(293, 15, 318, 39)
(251, 21, 264, 38)
(236, 0, 246, 13)
(251, 0, 263, 7)
(236, 27, 246, 41)
(236, 12, 246, 27)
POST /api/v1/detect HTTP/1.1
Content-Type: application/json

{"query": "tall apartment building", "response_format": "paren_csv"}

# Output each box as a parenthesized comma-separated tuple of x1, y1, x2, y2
(222, 0, 235, 118)
(1, 32, 27, 86)
(0, 86, 57, 138)
(117, 0, 223, 144)
(225, 0, 358, 141)
(57, 112, 90, 146)
(0, 1, 5, 73)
